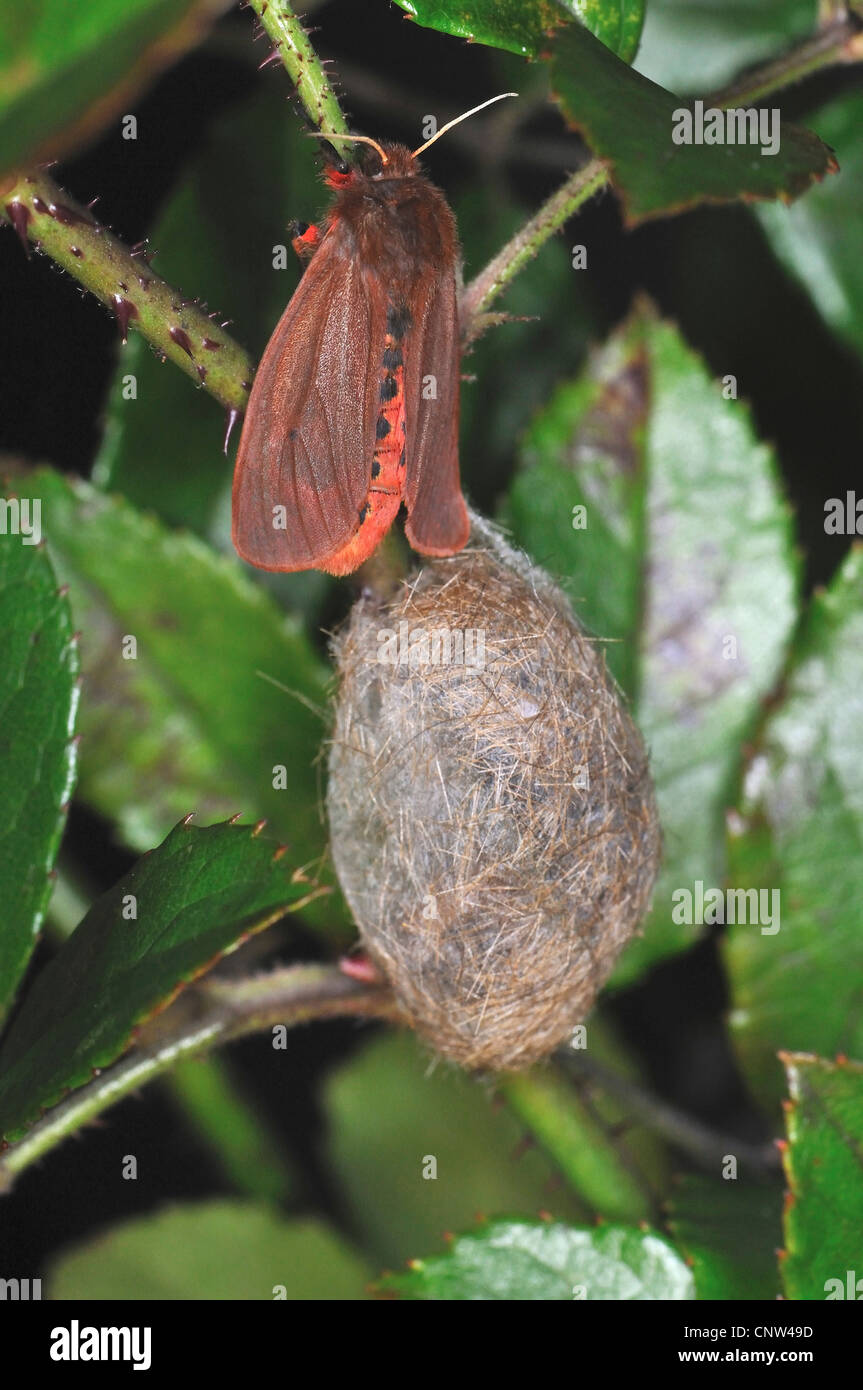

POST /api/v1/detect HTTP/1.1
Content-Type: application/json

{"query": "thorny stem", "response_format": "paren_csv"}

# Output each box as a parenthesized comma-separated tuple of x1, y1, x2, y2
(247, 0, 350, 138)
(0, 965, 400, 1189)
(558, 1050, 781, 1175)
(0, 167, 254, 416)
(2, 14, 861, 414)
(710, 11, 863, 107)
(460, 160, 608, 331)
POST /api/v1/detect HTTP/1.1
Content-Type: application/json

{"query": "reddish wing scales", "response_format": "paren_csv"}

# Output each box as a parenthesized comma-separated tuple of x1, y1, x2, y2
(232, 230, 386, 572)
(232, 141, 470, 576)
(402, 268, 468, 556)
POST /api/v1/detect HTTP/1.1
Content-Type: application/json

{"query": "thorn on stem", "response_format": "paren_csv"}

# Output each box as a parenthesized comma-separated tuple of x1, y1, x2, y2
(112, 295, 139, 344)
(169, 326, 194, 358)
(223, 407, 241, 454)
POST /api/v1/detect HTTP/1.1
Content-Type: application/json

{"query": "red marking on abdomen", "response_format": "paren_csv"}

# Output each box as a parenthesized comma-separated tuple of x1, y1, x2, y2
(321, 329, 407, 576)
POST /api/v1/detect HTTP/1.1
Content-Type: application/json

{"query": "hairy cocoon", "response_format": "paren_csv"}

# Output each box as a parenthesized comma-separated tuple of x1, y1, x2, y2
(327, 521, 661, 1070)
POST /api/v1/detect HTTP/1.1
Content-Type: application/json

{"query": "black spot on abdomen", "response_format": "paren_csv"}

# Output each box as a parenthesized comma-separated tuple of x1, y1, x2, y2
(386, 300, 412, 341)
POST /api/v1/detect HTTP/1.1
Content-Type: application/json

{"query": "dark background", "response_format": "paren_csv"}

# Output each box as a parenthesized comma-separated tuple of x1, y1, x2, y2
(1, 0, 860, 1273)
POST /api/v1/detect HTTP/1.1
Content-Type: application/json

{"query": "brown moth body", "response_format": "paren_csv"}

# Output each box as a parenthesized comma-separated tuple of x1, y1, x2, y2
(231, 142, 469, 576)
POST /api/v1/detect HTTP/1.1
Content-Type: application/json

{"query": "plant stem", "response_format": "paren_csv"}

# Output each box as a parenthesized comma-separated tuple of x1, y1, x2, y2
(557, 1050, 780, 1175)
(47, 862, 306, 1206)
(711, 13, 863, 107)
(0, 965, 399, 1188)
(501, 1065, 663, 1224)
(247, 0, 350, 137)
(0, 169, 254, 415)
(460, 159, 607, 331)
(2, 14, 860, 409)
(461, 11, 862, 323)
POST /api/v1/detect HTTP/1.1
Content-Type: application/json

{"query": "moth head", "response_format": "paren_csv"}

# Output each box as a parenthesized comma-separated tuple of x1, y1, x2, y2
(315, 135, 391, 187)
(313, 95, 517, 188)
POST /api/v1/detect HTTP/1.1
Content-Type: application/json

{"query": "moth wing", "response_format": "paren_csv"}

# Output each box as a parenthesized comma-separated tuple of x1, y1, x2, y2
(232, 233, 386, 571)
(402, 268, 469, 556)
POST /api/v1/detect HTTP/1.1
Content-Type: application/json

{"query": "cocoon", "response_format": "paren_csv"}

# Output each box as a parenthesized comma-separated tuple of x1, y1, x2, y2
(327, 522, 660, 1070)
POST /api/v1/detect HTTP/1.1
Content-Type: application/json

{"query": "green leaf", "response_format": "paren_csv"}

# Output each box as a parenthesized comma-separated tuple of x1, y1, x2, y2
(378, 1218, 695, 1299)
(0, 529, 78, 1020)
(0, 0, 228, 180)
(0, 818, 317, 1141)
(668, 1174, 782, 1300)
(549, 21, 836, 224)
(780, 1053, 863, 1301)
(505, 306, 799, 981)
(325, 1031, 587, 1269)
(46, 1201, 371, 1300)
(757, 92, 863, 367)
(634, 0, 818, 94)
(724, 547, 863, 1105)
(393, 0, 644, 63)
(27, 468, 332, 873)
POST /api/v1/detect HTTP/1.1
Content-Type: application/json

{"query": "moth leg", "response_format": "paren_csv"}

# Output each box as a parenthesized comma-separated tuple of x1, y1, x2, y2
(338, 950, 385, 985)
(290, 221, 323, 263)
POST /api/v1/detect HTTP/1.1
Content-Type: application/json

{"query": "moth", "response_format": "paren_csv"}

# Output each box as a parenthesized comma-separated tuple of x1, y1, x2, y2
(231, 96, 514, 575)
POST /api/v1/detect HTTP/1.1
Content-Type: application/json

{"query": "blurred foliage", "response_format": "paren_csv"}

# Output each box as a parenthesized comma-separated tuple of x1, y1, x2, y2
(668, 1174, 782, 1300)
(506, 307, 799, 982)
(46, 1201, 373, 1299)
(0, 534, 77, 1020)
(21, 468, 340, 926)
(724, 548, 863, 1109)
(634, 0, 819, 93)
(780, 1054, 863, 1301)
(324, 1030, 587, 1268)
(0, 0, 230, 179)
(377, 1217, 695, 1299)
(757, 90, 863, 366)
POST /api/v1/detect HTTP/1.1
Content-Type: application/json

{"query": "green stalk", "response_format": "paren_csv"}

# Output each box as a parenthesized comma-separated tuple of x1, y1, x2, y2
(0, 965, 399, 1188)
(167, 1054, 299, 1204)
(246, 0, 350, 137)
(4, 14, 860, 395)
(0, 168, 253, 415)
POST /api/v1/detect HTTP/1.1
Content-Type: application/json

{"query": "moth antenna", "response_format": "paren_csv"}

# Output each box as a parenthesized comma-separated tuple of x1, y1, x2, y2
(412, 93, 518, 158)
(307, 133, 389, 165)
